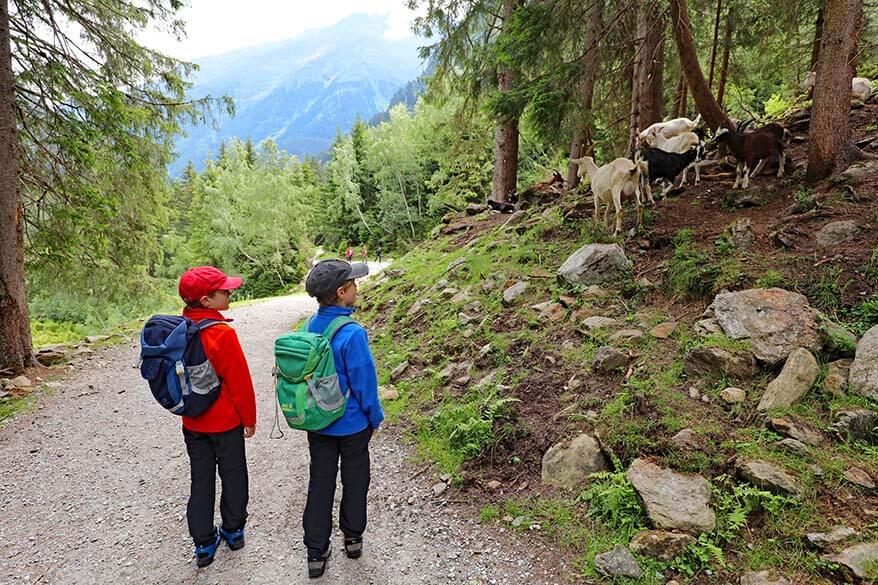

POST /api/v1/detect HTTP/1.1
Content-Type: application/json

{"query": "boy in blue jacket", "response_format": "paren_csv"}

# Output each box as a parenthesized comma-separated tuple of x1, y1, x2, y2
(302, 259, 384, 578)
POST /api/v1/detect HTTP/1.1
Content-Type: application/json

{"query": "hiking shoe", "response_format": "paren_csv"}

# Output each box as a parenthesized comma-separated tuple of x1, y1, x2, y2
(343, 536, 362, 559)
(195, 531, 221, 568)
(307, 544, 332, 578)
(219, 526, 245, 551)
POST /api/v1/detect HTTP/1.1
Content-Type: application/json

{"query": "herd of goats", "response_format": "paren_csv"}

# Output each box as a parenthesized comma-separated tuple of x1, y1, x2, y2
(563, 74, 875, 236)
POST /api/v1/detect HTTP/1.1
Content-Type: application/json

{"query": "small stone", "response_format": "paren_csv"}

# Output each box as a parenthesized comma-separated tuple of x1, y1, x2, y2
(843, 467, 875, 489)
(823, 359, 851, 396)
(378, 385, 399, 401)
(635, 277, 654, 289)
(582, 316, 620, 330)
(452, 375, 471, 387)
(670, 429, 700, 450)
(592, 346, 629, 373)
(558, 243, 629, 286)
(757, 348, 819, 411)
(629, 530, 695, 560)
(739, 570, 792, 585)
(806, 526, 857, 550)
(431, 483, 447, 497)
(608, 329, 644, 344)
(832, 409, 878, 444)
(626, 459, 716, 533)
(720, 387, 746, 404)
(486, 480, 502, 490)
(688, 386, 700, 399)
(511, 515, 526, 527)
(458, 312, 477, 326)
(737, 460, 801, 496)
(558, 295, 576, 308)
(777, 438, 809, 455)
(440, 287, 459, 299)
(593, 547, 642, 579)
(694, 318, 723, 335)
(541, 434, 608, 489)
(10, 375, 32, 388)
(502, 282, 529, 306)
(582, 285, 609, 300)
(768, 417, 825, 446)
(84, 334, 110, 344)
(650, 322, 677, 339)
(390, 361, 410, 382)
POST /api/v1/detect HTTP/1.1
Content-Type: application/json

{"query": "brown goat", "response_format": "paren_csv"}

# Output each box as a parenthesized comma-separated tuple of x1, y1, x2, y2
(713, 121, 786, 189)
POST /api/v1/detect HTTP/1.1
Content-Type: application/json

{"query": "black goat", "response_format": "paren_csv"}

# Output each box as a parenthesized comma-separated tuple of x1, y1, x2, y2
(713, 121, 786, 189)
(637, 145, 703, 201)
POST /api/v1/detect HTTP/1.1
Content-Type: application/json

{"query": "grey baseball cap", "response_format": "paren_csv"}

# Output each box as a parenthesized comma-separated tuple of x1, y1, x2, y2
(305, 259, 369, 299)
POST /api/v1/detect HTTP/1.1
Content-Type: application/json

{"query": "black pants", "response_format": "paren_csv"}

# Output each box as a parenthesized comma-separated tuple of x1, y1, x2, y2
(302, 427, 372, 558)
(183, 426, 249, 546)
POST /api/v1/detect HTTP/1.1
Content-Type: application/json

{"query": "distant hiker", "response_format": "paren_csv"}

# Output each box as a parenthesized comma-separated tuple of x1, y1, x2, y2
(345, 245, 353, 262)
(177, 266, 256, 568)
(300, 259, 384, 578)
(361, 245, 368, 262)
(375, 246, 381, 263)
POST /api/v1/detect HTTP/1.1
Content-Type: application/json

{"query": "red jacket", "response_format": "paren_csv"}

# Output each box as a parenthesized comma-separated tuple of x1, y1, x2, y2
(181, 308, 256, 433)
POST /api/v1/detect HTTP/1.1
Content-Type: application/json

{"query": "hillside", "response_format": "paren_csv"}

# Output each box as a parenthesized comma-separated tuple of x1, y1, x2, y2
(355, 104, 878, 584)
(171, 13, 423, 173)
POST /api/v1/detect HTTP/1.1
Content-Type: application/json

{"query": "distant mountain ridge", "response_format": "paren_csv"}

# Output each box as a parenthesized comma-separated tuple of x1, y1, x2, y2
(172, 13, 424, 173)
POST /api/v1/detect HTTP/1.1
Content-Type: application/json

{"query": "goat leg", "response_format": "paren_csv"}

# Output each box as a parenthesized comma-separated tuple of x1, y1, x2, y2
(750, 159, 766, 177)
(612, 185, 623, 236)
(777, 150, 785, 177)
(742, 163, 751, 189)
(733, 162, 743, 189)
(679, 166, 688, 186)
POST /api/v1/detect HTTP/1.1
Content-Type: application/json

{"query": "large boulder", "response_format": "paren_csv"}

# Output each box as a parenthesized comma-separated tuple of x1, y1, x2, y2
(850, 325, 878, 398)
(626, 458, 716, 533)
(757, 348, 819, 411)
(541, 434, 608, 489)
(683, 346, 756, 379)
(737, 460, 801, 497)
(558, 243, 628, 286)
(710, 288, 821, 365)
(821, 543, 878, 580)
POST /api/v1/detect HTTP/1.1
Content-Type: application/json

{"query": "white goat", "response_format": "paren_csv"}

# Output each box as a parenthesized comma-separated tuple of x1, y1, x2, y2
(571, 156, 646, 236)
(638, 114, 702, 146)
(649, 131, 704, 185)
(801, 72, 873, 101)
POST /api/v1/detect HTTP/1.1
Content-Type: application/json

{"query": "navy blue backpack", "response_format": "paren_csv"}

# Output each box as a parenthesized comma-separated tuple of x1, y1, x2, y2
(139, 316, 223, 417)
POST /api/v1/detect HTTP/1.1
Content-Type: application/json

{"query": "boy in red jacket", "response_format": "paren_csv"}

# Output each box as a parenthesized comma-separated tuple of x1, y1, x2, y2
(178, 266, 257, 568)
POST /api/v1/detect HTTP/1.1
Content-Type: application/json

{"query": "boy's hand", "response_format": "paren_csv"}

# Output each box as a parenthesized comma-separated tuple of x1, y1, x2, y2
(244, 425, 256, 438)
(371, 427, 380, 439)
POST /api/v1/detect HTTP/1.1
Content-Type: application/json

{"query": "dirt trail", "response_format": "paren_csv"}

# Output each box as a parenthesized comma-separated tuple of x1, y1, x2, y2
(0, 291, 563, 585)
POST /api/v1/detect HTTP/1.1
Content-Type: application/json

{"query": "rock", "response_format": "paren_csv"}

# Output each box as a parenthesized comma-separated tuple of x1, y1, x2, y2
(593, 547, 642, 579)
(768, 417, 826, 446)
(836, 161, 878, 185)
(438, 361, 472, 382)
(819, 318, 858, 358)
(720, 387, 747, 404)
(502, 281, 529, 306)
(670, 429, 701, 450)
(431, 483, 447, 497)
(408, 298, 432, 317)
(557, 243, 629, 286)
(650, 322, 677, 339)
(843, 467, 875, 489)
(832, 409, 878, 444)
(440, 287, 459, 299)
(582, 285, 609, 300)
(452, 375, 471, 387)
(757, 348, 819, 411)
(683, 346, 756, 379)
(726, 217, 755, 249)
(688, 386, 701, 399)
(84, 334, 110, 344)
(582, 316, 620, 330)
(739, 570, 792, 585)
(35, 345, 70, 366)
(711, 288, 821, 364)
(806, 526, 857, 550)
(379, 386, 400, 401)
(541, 434, 608, 489)
(694, 318, 723, 336)
(850, 324, 878, 398)
(635, 277, 655, 289)
(390, 361, 410, 382)
(592, 346, 629, 373)
(10, 375, 32, 389)
(486, 480, 502, 490)
(629, 530, 695, 560)
(465, 203, 488, 215)
(531, 302, 565, 322)
(447, 257, 467, 273)
(821, 542, 878, 580)
(778, 438, 809, 455)
(73, 347, 94, 357)
(608, 329, 643, 344)
(511, 515, 526, 527)
(823, 359, 851, 396)
(458, 312, 478, 326)
(815, 220, 860, 247)
(626, 458, 716, 533)
(722, 187, 772, 208)
(737, 460, 801, 496)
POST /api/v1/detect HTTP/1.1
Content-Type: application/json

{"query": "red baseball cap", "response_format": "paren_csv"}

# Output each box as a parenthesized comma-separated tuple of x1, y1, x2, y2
(179, 266, 244, 302)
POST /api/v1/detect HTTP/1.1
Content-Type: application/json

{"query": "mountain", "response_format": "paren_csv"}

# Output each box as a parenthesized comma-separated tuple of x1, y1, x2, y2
(171, 13, 424, 174)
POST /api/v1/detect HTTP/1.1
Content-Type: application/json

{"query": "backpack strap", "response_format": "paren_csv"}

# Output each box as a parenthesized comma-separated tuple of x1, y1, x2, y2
(300, 316, 313, 333)
(197, 319, 225, 331)
(322, 316, 356, 341)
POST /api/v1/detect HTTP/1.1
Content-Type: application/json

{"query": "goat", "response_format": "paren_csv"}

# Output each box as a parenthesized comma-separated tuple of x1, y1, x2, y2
(801, 72, 873, 101)
(638, 114, 702, 146)
(638, 145, 703, 200)
(571, 156, 645, 235)
(648, 131, 704, 185)
(713, 122, 786, 189)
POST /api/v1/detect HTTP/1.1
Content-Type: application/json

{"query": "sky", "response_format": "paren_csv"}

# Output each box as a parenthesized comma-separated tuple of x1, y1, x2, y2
(140, 0, 423, 61)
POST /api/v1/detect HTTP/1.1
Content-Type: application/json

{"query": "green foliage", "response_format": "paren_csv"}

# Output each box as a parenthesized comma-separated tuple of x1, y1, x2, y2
(668, 229, 721, 299)
(578, 470, 649, 541)
(756, 270, 785, 289)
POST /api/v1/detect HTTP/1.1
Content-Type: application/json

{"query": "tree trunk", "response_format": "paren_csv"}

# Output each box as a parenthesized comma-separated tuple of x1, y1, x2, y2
(567, 0, 603, 189)
(716, 5, 733, 107)
(707, 0, 723, 88)
(809, 3, 824, 71)
(806, 0, 864, 183)
(0, 0, 33, 375)
(491, 0, 520, 203)
(670, 0, 730, 130)
(629, 1, 665, 152)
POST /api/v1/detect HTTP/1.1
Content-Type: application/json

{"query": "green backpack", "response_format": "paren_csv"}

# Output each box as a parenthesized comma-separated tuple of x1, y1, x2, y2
(273, 315, 354, 431)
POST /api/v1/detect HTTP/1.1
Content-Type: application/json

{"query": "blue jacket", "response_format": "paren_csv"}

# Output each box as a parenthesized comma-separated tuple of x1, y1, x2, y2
(307, 305, 384, 436)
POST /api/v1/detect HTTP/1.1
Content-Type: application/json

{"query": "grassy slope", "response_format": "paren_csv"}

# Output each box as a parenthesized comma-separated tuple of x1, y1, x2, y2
(356, 184, 878, 583)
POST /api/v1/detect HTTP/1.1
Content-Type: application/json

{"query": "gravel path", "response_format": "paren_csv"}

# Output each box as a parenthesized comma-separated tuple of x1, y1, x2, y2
(0, 291, 563, 585)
